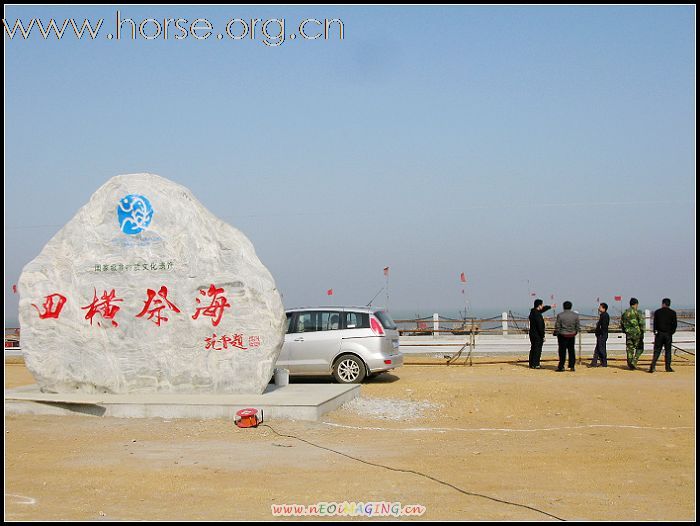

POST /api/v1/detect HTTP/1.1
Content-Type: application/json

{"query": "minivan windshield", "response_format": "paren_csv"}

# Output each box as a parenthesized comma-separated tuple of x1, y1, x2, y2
(374, 310, 397, 330)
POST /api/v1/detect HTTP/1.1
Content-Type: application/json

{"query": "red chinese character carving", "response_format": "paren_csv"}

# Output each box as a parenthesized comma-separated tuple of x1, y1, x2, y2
(136, 286, 181, 326)
(82, 289, 123, 327)
(191, 284, 231, 327)
(32, 293, 67, 319)
(248, 335, 261, 348)
(221, 333, 247, 350)
(232, 333, 247, 349)
(204, 333, 222, 351)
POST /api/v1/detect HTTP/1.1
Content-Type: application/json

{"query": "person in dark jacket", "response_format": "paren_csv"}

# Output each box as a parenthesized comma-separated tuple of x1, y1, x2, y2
(649, 298, 678, 373)
(554, 301, 580, 371)
(589, 302, 610, 367)
(528, 299, 551, 369)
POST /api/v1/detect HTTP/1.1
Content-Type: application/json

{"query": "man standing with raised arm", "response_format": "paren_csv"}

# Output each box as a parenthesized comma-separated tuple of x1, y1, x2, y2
(528, 299, 552, 369)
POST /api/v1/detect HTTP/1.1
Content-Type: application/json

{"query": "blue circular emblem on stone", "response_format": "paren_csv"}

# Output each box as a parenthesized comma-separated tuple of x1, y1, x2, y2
(117, 194, 154, 235)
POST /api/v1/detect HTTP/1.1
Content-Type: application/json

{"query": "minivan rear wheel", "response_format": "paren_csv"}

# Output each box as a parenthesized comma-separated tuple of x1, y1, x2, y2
(333, 354, 366, 384)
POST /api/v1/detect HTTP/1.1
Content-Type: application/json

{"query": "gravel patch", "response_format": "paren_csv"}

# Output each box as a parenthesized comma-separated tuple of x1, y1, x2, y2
(341, 396, 441, 421)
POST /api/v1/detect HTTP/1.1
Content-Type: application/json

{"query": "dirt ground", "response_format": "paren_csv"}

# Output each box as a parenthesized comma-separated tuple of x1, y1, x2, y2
(4, 357, 696, 521)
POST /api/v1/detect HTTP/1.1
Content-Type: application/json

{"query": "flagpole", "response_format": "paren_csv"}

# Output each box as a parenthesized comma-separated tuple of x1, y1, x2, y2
(460, 272, 467, 321)
(464, 286, 467, 321)
(385, 271, 389, 311)
(527, 279, 532, 310)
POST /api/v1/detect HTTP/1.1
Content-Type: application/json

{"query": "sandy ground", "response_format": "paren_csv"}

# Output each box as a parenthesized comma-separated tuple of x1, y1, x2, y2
(4, 357, 696, 521)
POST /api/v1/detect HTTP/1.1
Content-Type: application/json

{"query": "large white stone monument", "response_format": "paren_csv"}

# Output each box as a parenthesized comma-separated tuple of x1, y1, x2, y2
(18, 173, 286, 394)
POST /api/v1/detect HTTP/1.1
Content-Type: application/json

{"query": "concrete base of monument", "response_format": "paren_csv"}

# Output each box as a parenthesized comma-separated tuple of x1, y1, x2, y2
(4, 383, 360, 421)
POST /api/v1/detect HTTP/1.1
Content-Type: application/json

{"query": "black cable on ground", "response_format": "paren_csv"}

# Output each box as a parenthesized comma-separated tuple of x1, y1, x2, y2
(672, 344, 695, 356)
(260, 424, 566, 521)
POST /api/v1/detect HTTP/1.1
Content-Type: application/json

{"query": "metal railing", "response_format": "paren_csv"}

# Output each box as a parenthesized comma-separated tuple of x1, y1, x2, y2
(395, 312, 695, 337)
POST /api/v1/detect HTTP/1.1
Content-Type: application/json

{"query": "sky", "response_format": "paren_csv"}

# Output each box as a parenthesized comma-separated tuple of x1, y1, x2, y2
(4, 5, 696, 325)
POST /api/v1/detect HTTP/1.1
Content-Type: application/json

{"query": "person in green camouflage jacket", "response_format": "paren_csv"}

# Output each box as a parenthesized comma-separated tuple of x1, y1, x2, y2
(621, 297, 645, 369)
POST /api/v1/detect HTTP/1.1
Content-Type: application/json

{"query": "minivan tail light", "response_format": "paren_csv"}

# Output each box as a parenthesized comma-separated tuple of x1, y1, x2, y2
(370, 317, 385, 336)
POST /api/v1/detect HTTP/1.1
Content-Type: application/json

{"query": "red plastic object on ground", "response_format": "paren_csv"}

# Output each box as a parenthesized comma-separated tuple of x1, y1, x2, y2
(235, 408, 263, 428)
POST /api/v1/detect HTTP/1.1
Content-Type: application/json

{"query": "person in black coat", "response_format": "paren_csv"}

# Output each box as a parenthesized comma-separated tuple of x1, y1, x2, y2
(649, 298, 678, 373)
(589, 302, 610, 367)
(528, 299, 551, 369)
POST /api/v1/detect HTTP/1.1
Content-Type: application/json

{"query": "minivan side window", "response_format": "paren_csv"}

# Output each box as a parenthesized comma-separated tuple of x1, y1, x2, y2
(323, 312, 342, 331)
(296, 312, 313, 333)
(344, 312, 370, 329)
(292, 311, 342, 332)
(285, 313, 294, 334)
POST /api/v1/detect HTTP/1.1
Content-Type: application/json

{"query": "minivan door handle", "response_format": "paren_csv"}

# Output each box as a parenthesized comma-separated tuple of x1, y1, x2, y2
(294, 337, 305, 342)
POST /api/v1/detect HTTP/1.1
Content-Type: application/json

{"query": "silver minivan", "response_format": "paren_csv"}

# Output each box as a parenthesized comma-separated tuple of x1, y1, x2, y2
(278, 307, 403, 383)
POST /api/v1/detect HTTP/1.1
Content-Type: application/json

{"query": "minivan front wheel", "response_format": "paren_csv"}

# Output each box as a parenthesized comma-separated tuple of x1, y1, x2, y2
(333, 355, 366, 384)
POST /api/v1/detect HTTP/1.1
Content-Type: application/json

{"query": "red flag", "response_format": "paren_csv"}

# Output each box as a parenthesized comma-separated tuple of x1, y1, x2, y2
(460, 272, 466, 283)
(614, 295, 622, 301)
(327, 289, 333, 296)
(383, 267, 389, 276)
(12, 284, 17, 294)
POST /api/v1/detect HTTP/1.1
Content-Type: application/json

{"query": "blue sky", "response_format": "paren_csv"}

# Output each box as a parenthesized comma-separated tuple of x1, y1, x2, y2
(4, 5, 695, 324)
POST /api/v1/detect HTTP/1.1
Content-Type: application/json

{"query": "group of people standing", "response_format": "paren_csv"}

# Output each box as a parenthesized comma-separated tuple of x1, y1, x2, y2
(527, 298, 678, 372)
